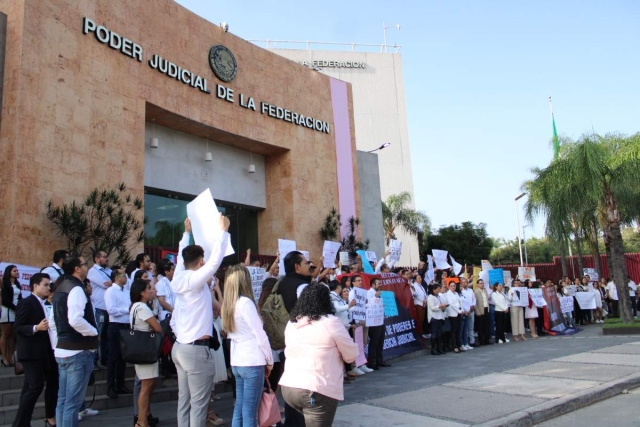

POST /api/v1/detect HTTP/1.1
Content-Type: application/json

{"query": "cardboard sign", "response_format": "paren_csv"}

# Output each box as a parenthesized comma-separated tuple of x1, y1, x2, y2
(350, 287, 367, 321)
(366, 298, 385, 326)
(380, 290, 399, 316)
(366, 251, 377, 263)
(426, 255, 435, 283)
(481, 260, 493, 271)
(278, 239, 296, 275)
(583, 268, 599, 283)
(560, 296, 574, 313)
(357, 250, 375, 274)
(510, 288, 529, 307)
(186, 188, 235, 261)
(503, 270, 513, 287)
(565, 285, 577, 296)
(518, 267, 536, 281)
(389, 239, 403, 263)
(322, 241, 341, 268)
(488, 268, 504, 285)
(528, 288, 547, 307)
(339, 251, 350, 266)
(450, 255, 462, 275)
(247, 267, 266, 302)
(432, 249, 451, 270)
(472, 266, 482, 289)
(575, 292, 596, 310)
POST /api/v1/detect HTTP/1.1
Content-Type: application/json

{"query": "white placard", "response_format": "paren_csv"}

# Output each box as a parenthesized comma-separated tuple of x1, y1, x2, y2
(300, 251, 310, 262)
(528, 288, 547, 307)
(481, 260, 493, 271)
(583, 268, 599, 283)
(503, 270, 513, 287)
(349, 287, 367, 322)
(278, 239, 297, 275)
(247, 267, 266, 302)
(365, 251, 377, 263)
(389, 239, 403, 263)
(560, 296, 574, 313)
(510, 288, 529, 307)
(186, 188, 235, 260)
(0, 262, 39, 298)
(426, 255, 435, 283)
(518, 267, 537, 281)
(365, 298, 384, 327)
(575, 292, 596, 310)
(339, 251, 350, 266)
(432, 249, 451, 270)
(565, 285, 577, 296)
(450, 255, 462, 275)
(322, 241, 341, 268)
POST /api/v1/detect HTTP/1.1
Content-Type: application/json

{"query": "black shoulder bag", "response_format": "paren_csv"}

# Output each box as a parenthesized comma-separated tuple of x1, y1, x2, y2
(119, 304, 164, 364)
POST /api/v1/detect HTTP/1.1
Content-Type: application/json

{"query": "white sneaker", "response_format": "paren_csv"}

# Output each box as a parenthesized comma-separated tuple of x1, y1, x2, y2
(80, 408, 99, 417)
(348, 369, 363, 376)
(497, 340, 504, 344)
(359, 365, 374, 373)
(466, 345, 474, 350)
(352, 367, 365, 375)
(504, 339, 510, 343)
(78, 414, 83, 421)
(422, 334, 431, 339)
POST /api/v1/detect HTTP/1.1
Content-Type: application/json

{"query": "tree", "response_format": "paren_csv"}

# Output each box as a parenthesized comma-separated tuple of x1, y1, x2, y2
(425, 222, 494, 265)
(523, 133, 640, 323)
(340, 216, 369, 262)
(145, 220, 184, 248)
(490, 237, 558, 265)
(319, 207, 341, 242)
(46, 183, 146, 265)
(382, 192, 430, 246)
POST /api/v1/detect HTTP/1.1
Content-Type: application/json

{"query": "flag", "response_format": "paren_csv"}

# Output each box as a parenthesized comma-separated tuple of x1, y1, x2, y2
(552, 113, 560, 159)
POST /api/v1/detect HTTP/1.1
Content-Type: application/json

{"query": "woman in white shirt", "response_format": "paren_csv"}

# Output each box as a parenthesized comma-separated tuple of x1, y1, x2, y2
(222, 264, 273, 427)
(445, 282, 463, 353)
(427, 285, 447, 355)
(491, 284, 509, 344)
(130, 279, 163, 427)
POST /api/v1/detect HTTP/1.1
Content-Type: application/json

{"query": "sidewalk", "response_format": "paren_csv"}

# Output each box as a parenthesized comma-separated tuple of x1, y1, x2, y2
(44, 325, 640, 427)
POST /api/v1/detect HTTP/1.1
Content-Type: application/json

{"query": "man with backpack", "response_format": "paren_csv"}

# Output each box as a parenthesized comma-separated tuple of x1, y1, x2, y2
(41, 250, 69, 282)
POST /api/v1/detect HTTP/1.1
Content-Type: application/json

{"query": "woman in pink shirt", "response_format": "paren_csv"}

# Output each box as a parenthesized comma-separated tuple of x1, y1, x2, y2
(280, 284, 358, 427)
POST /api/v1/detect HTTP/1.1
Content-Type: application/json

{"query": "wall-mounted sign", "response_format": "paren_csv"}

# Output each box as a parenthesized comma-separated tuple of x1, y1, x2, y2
(209, 45, 238, 82)
(296, 60, 366, 69)
(81, 17, 329, 134)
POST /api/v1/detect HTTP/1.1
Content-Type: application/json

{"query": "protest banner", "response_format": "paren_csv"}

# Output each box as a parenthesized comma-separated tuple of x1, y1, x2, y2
(503, 270, 513, 287)
(339, 251, 350, 266)
(339, 272, 420, 359)
(0, 262, 39, 298)
(300, 250, 310, 261)
(322, 241, 341, 268)
(518, 267, 536, 281)
(350, 287, 367, 322)
(426, 255, 435, 283)
(583, 268, 599, 283)
(528, 288, 547, 307)
(510, 288, 529, 307)
(488, 268, 504, 285)
(560, 296, 574, 313)
(186, 188, 235, 261)
(366, 251, 377, 263)
(389, 239, 403, 263)
(247, 267, 266, 302)
(356, 250, 375, 274)
(450, 255, 463, 275)
(380, 291, 399, 316)
(278, 239, 296, 274)
(575, 292, 596, 310)
(366, 298, 385, 326)
(432, 249, 451, 270)
(543, 286, 565, 333)
(566, 285, 577, 296)
(354, 327, 368, 367)
(481, 260, 493, 271)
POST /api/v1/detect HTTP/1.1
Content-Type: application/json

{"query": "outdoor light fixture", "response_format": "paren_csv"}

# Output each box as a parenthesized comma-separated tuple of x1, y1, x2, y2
(367, 142, 391, 153)
(150, 137, 159, 149)
(514, 192, 527, 266)
(248, 151, 256, 173)
(205, 137, 212, 162)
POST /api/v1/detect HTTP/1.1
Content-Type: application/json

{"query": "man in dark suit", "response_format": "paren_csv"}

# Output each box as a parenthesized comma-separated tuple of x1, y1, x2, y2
(13, 273, 58, 427)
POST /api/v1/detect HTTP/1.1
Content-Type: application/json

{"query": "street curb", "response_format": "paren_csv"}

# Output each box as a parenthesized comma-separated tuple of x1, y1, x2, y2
(475, 371, 640, 427)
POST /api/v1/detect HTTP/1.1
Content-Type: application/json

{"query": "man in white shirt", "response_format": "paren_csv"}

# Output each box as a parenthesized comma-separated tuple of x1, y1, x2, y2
(628, 276, 637, 318)
(130, 253, 152, 282)
(366, 278, 390, 369)
(408, 274, 427, 340)
(87, 250, 112, 368)
(606, 278, 619, 318)
(41, 249, 68, 282)
(171, 217, 230, 427)
(52, 254, 98, 427)
(104, 266, 132, 399)
(460, 278, 476, 350)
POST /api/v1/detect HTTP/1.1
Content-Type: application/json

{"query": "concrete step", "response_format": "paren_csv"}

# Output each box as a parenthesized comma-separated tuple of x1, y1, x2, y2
(0, 365, 136, 392)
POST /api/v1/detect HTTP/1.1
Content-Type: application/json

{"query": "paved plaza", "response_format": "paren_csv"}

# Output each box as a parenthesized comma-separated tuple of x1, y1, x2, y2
(46, 324, 640, 427)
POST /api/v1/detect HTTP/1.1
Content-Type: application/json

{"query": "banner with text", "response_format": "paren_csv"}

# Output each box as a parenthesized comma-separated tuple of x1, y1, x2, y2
(0, 262, 39, 298)
(247, 267, 266, 302)
(575, 292, 596, 310)
(529, 288, 547, 307)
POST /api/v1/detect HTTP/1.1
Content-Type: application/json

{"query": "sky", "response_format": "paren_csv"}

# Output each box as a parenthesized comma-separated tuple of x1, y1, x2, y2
(176, 0, 640, 241)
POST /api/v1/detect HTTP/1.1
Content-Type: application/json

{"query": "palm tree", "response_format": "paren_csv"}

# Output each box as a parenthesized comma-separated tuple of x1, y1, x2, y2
(525, 133, 640, 323)
(381, 192, 430, 246)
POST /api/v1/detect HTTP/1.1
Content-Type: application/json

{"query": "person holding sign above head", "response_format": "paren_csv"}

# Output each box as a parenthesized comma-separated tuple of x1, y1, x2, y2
(366, 278, 390, 369)
(170, 216, 230, 427)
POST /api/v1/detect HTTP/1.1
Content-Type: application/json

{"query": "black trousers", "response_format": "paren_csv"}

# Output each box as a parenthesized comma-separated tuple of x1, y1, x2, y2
(367, 325, 385, 366)
(477, 309, 491, 344)
(107, 322, 128, 389)
(12, 356, 58, 426)
(495, 311, 506, 342)
(612, 300, 619, 318)
(449, 315, 461, 348)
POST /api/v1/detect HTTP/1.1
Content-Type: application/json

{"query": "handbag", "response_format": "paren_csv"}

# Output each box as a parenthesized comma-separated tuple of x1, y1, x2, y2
(119, 304, 164, 365)
(258, 379, 281, 427)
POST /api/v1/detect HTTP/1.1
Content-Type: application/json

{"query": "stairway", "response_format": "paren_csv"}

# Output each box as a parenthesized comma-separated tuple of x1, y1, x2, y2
(0, 364, 229, 425)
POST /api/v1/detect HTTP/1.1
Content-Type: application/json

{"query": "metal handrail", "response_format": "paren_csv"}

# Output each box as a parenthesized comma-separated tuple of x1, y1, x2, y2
(249, 39, 402, 53)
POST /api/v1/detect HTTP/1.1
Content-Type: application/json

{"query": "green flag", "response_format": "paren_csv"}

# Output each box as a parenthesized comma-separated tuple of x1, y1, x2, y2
(552, 113, 559, 158)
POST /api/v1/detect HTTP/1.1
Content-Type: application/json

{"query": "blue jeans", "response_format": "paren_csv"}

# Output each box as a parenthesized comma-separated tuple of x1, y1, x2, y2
(232, 365, 265, 427)
(564, 312, 575, 328)
(56, 350, 95, 427)
(94, 308, 109, 365)
(459, 314, 470, 346)
(467, 312, 475, 344)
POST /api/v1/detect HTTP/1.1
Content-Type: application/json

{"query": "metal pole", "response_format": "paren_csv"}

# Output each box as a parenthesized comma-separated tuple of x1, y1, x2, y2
(523, 226, 529, 265)
(515, 198, 524, 267)
(383, 22, 387, 53)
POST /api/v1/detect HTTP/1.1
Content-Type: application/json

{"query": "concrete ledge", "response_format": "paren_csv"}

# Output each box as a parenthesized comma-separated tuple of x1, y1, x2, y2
(475, 372, 640, 427)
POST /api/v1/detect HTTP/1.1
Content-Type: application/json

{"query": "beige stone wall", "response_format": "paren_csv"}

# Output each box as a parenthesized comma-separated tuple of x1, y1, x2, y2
(0, 0, 358, 265)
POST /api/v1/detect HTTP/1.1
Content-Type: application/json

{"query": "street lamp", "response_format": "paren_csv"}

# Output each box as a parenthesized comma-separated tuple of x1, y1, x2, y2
(523, 224, 531, 265)
(383, 23, 401, 53)
(367, 142, 391, 153)
(514, 192, 527, 267)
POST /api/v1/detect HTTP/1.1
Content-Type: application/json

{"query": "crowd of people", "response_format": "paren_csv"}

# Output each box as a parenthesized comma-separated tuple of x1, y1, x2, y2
(0, 223, 636, 427)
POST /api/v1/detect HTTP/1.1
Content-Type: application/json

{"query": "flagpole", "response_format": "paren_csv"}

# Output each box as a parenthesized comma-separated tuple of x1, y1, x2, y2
(548, 95, 553, 115)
